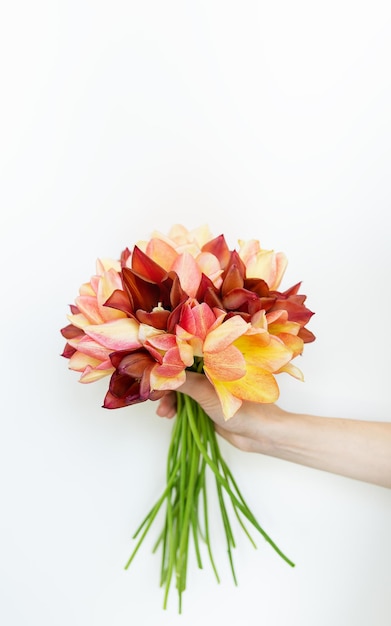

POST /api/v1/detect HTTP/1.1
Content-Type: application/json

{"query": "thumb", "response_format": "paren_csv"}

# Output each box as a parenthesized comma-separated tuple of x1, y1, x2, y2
(179, 372, 226, 424)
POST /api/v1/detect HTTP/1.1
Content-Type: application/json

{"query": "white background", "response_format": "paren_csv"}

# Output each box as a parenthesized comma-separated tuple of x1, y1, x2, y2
(1, 1, 391, 625)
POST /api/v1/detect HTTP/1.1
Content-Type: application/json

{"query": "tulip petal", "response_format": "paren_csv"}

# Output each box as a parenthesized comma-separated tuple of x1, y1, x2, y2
(84, 318, 141, 351)
(68, 336, 112, 362)
(234, 334, 293, 372)
(201, 234, 231, 268)
(205, 377, 242, 420)
(79, 365, 114, 383)
(204, 315, 249, 353)
(145, 238, 178, 271)
(204, 345, 246, 381)
(68, 351, 101, 372)
(226, 367, 280, 403)
(278, 362, 304, 381)
(75, 296, 105, 324)
(171, 252, 202, 298)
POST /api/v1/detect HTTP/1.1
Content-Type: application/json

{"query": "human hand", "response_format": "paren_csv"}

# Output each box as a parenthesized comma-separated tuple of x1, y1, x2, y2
(156, 371, 287, 454)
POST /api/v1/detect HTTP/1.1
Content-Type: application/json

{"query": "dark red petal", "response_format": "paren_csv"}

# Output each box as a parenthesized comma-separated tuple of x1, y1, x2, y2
(203, 287, 224, 310)
(117, 352, 155, 378)
(257, 296, 277, 312)
(109, 349, 141, 369)
(139, 368, 154, 401)
(247, 297, 276, 316)
(244, 278, 270, 297)
(223, 288, 259, 310)
(61, 343, 77, 358)
(280, 282, 302, 297)
(196, 273, 218, 302)
(222, 262, 244, 296)
(104, 389, 133, 408)
(104, 289, 133, 316)
(60, 324, 84, 339)
(225, 311, 251, 322)
(225, 250, 246, 280)
(136, 308, 170, 330)
(107, 371, 141, 402)
(272, 299, 315, 326)
(122, 267, 160, 312)
(298, 327, 316, 343)
(165, 271, 187, 308)
(131, 246, 167, 282)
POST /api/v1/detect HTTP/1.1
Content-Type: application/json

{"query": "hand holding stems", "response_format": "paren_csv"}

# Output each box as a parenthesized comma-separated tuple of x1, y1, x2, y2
(157, 372, 391, 490)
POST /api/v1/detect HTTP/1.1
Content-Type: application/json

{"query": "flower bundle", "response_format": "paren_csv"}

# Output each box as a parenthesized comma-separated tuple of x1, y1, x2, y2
(61, 224, 315, 612)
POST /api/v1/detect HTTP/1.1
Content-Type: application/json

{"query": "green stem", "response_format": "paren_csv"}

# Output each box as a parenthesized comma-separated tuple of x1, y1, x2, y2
(125, 457, 181, 570)
(182, 394, 295, 568)
(125, 390, 294, 614)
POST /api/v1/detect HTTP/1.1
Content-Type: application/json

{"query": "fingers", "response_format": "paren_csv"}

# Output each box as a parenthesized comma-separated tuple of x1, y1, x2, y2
(178, 372, 226, 423)
(156, 392, 177, 419)
(155, 372, 225, 424)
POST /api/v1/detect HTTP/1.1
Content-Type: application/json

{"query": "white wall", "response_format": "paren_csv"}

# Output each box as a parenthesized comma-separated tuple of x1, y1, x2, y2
(1, 2, 391, 625)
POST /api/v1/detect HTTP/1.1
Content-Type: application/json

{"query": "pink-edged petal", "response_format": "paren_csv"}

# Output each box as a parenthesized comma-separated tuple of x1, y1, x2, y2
(196, 252, 223, 286)
(179, 301, 216, 339)
(245, 249, 288, 290)
(79, 365, 114, 383)
(146, 333, 177, 352)
(203, 315, 250, 353)
(97, 269, 126, 320)
(96, 257, 121, 273)
(79, 281, 96, 297)
(68, 351, 101, 372)
(68, 336, 112, 362)
(238, 239, 260, 264)
(204, 345, 246, 381)
(145, 238, 178, 271)
(271, 252, 289, 289)
(67, 313, 90, 330)
(191, 303, 217, 340)
(138, 323, 166, 344)
(178, 301, 197, 335)
(176, 340, 194, 367)
(150, 366, 186, 390)
(171, 252, 202, 298)
(75, 296, 105, 324)
(84, 318, 141, 351)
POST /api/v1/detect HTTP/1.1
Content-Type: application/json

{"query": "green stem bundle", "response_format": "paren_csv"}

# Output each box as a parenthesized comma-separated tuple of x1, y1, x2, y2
(125, 392, 294, 613)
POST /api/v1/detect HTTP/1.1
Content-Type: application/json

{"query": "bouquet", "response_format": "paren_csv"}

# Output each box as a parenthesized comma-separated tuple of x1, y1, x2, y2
(60, 224, 315, 613)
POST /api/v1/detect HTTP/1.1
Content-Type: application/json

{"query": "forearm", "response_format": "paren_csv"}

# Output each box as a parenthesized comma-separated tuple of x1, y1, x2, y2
(160, 375, 391, 489)
(261, 411, 391, 489)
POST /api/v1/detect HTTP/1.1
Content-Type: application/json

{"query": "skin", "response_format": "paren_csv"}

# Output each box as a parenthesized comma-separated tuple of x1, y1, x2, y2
(156, 372, 391, 490)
